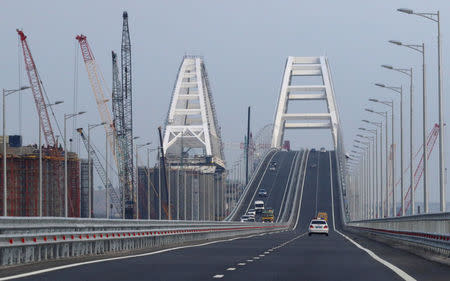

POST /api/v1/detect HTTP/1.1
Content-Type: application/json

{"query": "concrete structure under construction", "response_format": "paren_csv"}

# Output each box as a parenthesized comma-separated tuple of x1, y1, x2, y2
(0, 138, 80, 217)
(80, 159, 92, 218)
(137, 166, 226, 221)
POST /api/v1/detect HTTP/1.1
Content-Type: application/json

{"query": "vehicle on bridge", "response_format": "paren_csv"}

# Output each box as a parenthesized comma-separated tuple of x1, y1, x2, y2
(317, 212, 328, 221)
(320, 147, 326, 152)
(269, 161, 277, 171)
(254, 200, 265, 213)
(258, 188, 267, 197)
(240, 215, 255, 222)
(247, 209, 256, 217)
(308, 219, 329, 236)
(262, 208, 274, 223)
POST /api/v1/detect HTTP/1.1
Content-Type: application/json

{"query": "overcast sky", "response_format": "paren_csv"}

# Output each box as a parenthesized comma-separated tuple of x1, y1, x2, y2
(1, 0, 449, 203)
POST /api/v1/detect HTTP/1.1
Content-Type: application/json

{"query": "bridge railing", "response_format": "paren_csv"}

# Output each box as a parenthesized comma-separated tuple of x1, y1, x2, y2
(346, 213, 450, 257)
(0, 217, 288, 266)
(225, 148, 278, 221)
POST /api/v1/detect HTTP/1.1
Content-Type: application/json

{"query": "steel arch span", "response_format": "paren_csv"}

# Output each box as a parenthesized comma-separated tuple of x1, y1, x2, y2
(271, 56, 341, 150)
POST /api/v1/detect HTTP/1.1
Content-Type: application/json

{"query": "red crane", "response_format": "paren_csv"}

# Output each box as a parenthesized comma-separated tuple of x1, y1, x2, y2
(16, 29, 56, 147)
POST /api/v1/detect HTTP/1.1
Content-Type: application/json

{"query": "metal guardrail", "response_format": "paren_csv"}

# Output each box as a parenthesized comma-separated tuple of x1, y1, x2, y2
(225, 148, 278, 221)
(346, 213, 450, 258)
(0, 217, 288, 266)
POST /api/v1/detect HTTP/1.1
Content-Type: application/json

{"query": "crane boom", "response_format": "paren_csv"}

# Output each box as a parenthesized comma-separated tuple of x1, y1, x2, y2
(75, 35, 116, 158)
(77, 128, 122, 215)
(17, 30, 56, 147)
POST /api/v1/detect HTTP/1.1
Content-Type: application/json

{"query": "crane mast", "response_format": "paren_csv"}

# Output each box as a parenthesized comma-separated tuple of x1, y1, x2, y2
(120, 11, 135, 219)
(17, 30, 56, 147)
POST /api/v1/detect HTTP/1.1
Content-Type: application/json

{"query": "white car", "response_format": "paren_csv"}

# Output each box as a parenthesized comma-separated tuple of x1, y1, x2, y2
(240, 215, 252, 222)
(247, 209, 256, 216)
(308, 219, 329, 236)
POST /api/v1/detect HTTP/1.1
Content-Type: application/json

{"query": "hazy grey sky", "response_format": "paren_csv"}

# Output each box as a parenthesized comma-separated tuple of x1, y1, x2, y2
(1, 0, 449, 203)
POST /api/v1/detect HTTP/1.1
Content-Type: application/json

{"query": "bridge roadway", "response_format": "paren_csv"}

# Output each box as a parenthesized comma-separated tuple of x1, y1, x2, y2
(5, 151, 450, 281)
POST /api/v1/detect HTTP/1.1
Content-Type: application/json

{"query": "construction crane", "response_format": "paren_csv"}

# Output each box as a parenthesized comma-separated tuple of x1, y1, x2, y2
(75, 35, 116, 156)
(77, 128, 122, 215)
(119, 11, 136, 219)
(397, 123, 439, 216)
(17, 30, 57, 147)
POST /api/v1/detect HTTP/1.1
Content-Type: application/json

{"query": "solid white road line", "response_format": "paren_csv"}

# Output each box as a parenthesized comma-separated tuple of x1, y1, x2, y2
(292, 151, 310, 230)
(0, 231, 278, 281)
(328, 152, 417, 281)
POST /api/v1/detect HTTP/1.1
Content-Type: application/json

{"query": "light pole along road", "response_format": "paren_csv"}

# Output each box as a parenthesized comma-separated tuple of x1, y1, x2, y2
(389, 39, 427, 214)
(375, 84, 404, 216)
(2, 86, 30, 216)
(397, 7, 445, 213)
(64, 111, 86, 217)
(362, 120, 383, 218)
(381, 65, 414, 215)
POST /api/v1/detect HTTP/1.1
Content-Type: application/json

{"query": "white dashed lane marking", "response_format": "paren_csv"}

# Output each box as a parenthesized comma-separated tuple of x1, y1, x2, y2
(238, 263, 246, 266)
(213, 274, 224, 279)
(226, 267, 236, 271)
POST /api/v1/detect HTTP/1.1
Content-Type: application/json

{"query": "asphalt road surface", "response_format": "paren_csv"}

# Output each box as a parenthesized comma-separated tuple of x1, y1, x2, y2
(7, 150, 450, 281)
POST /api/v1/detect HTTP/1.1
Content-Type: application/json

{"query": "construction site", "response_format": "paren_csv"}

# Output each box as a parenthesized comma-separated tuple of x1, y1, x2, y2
(0, 136, 80, 217)
(1, 11, 257, 220)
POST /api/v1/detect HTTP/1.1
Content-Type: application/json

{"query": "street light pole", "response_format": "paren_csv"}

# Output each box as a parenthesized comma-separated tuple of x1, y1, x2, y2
(363, 120, 384, 218)
(64, 111, 86, 217)
(397, 8, 445, 212)
(389, 40, 427, 213)
(2, 86, 30, 216)
(39, 101, 63, 217)
(136, 142, 151, 220)
(87, 122, 105, 218)
(366, 109, 389, 216)
(374, 84, 404, 216)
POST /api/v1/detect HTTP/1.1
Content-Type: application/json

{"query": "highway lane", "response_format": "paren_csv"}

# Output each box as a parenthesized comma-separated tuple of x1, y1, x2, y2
(236, 150, 298, 221)
(8, 150, 450, 281)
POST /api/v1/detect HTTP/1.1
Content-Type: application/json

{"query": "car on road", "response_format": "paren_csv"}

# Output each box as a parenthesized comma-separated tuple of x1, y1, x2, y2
(308, 219, 329, 236)
(240, 215, 254, 222)
(258, 189, 267, 197)
(320, 147, 326, 152)
(247, 209, 256, 217)
(269, 161, 277, 171)
(254, 200, 265, 213)
(310, 163, 317, 168)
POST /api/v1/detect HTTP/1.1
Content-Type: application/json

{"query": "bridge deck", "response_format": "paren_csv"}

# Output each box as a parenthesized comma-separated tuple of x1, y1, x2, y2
(5, 151, 449, 281)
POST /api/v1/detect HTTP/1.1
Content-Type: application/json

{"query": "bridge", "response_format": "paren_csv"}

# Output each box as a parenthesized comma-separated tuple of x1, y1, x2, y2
(1, 50, 448, 281)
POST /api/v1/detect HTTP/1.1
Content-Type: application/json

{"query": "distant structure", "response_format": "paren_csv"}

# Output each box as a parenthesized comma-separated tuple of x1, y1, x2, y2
(272, 56, 340, 148)
(0, 136, 80, 217)
(163, 56, 225, 171)
(80, 159, 92, 218)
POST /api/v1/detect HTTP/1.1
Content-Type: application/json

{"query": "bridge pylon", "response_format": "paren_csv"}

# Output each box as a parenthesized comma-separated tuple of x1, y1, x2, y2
(272, 56, 340, 149)
(163, 56, 225, 171)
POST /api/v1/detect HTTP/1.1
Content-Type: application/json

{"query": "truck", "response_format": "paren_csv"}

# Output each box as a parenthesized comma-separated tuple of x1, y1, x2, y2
(262, 208, 274, 223)
(317, 211, 328, 221)
(254, 200, 265, 213)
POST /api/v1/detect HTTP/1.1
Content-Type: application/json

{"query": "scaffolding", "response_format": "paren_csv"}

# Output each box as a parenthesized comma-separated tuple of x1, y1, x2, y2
(0, 144, 80, 217)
